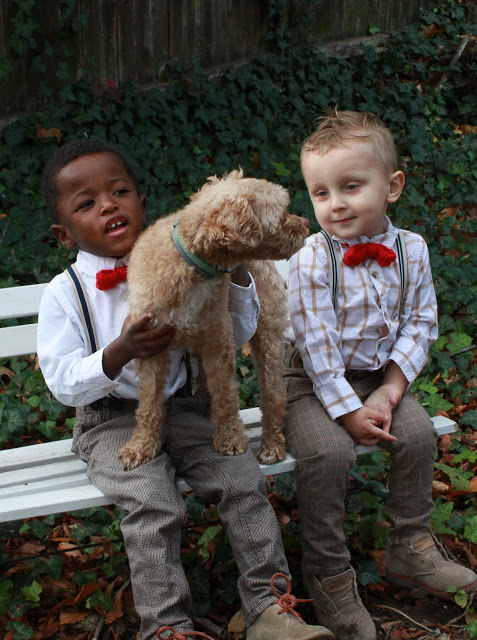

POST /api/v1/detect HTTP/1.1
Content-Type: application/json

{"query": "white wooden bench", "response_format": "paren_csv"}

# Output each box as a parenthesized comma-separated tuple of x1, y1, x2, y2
(0, 260, 457, 524)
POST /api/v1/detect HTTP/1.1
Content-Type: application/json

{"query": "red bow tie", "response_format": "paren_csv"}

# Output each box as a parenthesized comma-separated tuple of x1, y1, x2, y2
(343, 243, 396, 267)
(96, 265, 128, 290)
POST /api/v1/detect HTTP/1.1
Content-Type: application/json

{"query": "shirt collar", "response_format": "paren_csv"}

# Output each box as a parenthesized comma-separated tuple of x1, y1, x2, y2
(332, 216, 398, 249)
(76, 250, 131, 276)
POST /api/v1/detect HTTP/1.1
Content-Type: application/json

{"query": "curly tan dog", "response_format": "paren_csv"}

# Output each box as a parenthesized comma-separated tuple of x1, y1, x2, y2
(119, 170, 309, 470)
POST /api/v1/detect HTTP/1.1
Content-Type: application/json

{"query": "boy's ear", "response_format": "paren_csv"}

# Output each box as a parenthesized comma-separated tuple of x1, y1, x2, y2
(50, 224, 77, 250)
(387, 170, 405, 203)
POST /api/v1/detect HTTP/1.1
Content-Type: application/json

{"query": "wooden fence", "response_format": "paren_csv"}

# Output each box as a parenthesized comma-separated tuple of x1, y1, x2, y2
(0, 0, 431, 116)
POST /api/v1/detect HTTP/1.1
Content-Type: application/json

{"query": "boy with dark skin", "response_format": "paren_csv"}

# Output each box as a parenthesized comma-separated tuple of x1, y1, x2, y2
(38, 138, 335, 640)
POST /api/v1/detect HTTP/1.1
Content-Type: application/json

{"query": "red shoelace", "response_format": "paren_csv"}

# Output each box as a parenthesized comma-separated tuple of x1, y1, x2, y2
(156, 626, 213, 639)
(270, 572, 313, 622)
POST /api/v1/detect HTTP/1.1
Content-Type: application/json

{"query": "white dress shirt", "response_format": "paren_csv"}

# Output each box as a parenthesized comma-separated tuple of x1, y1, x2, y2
(287, 217, 438, 419)
(38, 250, 260, 407)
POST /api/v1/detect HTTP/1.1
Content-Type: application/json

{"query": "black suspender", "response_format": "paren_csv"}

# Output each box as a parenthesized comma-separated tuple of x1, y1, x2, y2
(65, 265, 99, 354)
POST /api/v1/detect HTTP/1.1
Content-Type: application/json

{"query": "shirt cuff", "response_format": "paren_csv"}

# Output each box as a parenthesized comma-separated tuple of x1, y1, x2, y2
(315, 376, 363, 420)
(83, 348, 121, 398)
(389, 336, 427, 384)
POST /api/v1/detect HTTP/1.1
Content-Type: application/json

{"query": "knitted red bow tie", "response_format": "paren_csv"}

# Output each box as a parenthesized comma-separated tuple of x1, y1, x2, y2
(96, 265, 128, 290)
(343, 243, 396, 267)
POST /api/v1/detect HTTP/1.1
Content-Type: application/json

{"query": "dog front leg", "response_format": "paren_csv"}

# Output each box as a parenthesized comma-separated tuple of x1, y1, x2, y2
(200, 336, 248, 456)
(250, 328, 287, 464)
(119, 353, 169, 470)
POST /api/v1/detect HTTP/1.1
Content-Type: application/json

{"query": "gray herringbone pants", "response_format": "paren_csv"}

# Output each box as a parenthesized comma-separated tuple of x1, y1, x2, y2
(283, 346, 437, 578)
(72, 392, 290, 640)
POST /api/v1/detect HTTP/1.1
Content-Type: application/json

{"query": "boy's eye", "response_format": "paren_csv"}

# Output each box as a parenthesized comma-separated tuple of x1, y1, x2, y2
(114, 188, 129, 196)
(78, 199, 94, 210)
(316, 190, 328, 198)
(346, 184, 359, 191)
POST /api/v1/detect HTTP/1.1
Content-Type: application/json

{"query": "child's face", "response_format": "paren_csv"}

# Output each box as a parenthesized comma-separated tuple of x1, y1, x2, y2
(51, 152, 146, 258)
(301, 141, 404, 240)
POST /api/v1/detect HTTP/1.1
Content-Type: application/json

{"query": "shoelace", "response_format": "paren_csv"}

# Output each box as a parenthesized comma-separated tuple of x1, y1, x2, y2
(270, 572, 313, 622)
(156, 626, 213, 639)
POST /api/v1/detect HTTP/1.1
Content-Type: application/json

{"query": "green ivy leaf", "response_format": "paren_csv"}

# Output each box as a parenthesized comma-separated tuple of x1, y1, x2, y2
(0, 579, 13, 615)
(185, 494, 205, 524)
(47, 555, 64, 580)
(434, 463, 471, 491)
(198, 525, 221, 552)
(271, 162, 291, 177)
(448, 330, 473, 354)
(356, 560, 381, 585)
(467, 620, 477, 638)
(461, 410, 477, 430)
(431, 500, 456, 535)
(86, 589, 113, 611)
(422, 393, 454, 415)
(273, 471, 297, 502)
(27, 394, 41, 408)
(21, 580, 42, 603)
(5, 621, 34, 640)
(20, 518, 50, 539)
(464, 515, 477, 543)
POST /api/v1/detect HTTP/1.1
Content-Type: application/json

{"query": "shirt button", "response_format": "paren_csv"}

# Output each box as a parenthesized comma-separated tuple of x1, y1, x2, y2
(371, 271, 379, 278)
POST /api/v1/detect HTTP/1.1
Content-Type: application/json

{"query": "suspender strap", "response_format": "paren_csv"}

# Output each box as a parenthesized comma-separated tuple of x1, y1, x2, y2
(65, 265, 99, 354)
(320, 229, 408, 318)
(319, 230, 339, 311)
(395, 229, 408, 319)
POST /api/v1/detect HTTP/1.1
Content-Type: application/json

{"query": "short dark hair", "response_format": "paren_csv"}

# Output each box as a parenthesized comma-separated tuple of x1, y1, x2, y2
(41, 138, 140, 222)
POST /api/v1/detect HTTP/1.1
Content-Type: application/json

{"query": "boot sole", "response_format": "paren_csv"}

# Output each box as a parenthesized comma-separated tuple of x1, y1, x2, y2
(387, 571, 477, 599)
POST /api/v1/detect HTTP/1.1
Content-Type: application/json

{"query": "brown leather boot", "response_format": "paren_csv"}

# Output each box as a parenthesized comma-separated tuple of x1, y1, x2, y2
(386, 531, 477, 597)
(247, 573, 335, 640)
(303, 568, 376, 640)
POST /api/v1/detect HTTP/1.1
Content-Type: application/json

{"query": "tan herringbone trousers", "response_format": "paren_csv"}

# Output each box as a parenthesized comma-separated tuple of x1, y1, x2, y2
(72, 392, 290, 639)
(284, 346, 437, 578)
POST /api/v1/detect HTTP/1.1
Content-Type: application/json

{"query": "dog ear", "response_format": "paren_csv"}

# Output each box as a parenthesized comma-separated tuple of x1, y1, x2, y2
(191, 196, 263, 254)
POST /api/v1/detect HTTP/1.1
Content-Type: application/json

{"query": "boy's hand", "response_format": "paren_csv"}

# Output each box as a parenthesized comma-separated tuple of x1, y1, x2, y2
(340, 406, 397, 447)
(364, 383, 402, 432)
(364, 362, 408, 431)
(103, 313, 176, 379)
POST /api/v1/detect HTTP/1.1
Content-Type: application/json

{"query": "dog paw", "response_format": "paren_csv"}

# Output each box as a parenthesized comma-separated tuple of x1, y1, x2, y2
(214, 433, 248, 456)
(119, 441, 158, 470)
(257, 442, 287, 465)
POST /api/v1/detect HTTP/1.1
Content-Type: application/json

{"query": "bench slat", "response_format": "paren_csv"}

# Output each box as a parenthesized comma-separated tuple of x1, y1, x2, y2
(0, 283, 47, 320)
(0, 324, 38, 358)
(0, 459, 89, 492)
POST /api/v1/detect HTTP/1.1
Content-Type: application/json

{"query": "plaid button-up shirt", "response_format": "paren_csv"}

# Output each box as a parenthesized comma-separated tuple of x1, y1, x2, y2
(286, 217, 438, 419)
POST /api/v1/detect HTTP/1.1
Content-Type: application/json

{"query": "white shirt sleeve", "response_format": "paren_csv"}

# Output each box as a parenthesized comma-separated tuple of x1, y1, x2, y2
(228, 274, 260, 345)
(38, 284, 121, 407)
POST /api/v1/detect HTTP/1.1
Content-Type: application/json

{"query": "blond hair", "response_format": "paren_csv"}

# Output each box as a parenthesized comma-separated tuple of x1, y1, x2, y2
(301, 109, 399, 173)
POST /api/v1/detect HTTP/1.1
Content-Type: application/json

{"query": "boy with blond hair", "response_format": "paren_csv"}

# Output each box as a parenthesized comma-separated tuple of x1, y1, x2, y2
(284, 110, 477, 640)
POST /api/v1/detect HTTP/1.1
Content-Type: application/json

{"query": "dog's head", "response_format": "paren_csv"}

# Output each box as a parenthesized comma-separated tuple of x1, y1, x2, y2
(181, 170, 309, 266)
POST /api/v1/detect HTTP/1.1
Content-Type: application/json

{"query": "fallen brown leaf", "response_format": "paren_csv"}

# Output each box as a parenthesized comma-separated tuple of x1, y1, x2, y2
(59, 610, 90, 625)
(35, 123, 63, 142)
